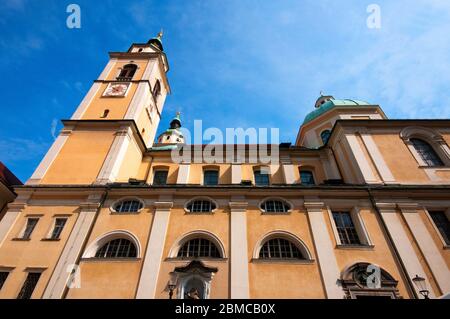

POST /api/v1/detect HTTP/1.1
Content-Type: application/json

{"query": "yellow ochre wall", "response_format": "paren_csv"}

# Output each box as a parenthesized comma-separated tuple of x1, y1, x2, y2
(42, 129, 116, 185)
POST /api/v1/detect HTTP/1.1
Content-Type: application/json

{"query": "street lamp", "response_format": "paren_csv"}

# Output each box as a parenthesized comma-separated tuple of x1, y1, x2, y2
(412, 275, 430, 299)
(168, 272, 178, 299)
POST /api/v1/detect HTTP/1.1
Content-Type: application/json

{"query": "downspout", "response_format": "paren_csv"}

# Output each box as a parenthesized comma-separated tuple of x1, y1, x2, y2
(60, 186, 110, 299)
(367, 187, 419, 299)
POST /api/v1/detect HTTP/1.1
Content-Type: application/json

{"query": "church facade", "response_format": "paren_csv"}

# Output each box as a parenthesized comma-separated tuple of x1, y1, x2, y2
(0, 33, 449, 299)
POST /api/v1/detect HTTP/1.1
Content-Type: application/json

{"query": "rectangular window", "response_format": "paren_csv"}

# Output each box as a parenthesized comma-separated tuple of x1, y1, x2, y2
(50, 218, 67, 240)
(429, 211, 450, 245)
(0, 272, 9, 290)
(153, 170, 168, 185)
(332, 211, 361, 245)
(17, 272, 41, 299)
(203, 170, 219, 186)
(300, 170, 315, 185)
(254, 170, 270, 186)
(21, 218, 39, 240)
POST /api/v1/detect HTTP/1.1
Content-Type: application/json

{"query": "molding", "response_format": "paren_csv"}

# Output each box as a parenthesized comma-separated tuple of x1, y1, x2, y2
(136, 203, 172, 298)
(306, 203, 344, 298)
(43, 208, 98, 299)
(252, 230, 313, 260)
(230, 208, 250, 298)
(400, 207, 450, 294)
(168, 230, 227, 259)
(184, 197, 218, 213)
(177, 164, 190, 184)
(378, 209, 436, 298)
(82, 230, 142, 258)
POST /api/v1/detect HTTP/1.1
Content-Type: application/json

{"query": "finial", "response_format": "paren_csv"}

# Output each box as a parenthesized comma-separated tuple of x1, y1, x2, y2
(320, 90, 324, 97)
(176, 111, 180, 116)
(157, 29, 163, 40)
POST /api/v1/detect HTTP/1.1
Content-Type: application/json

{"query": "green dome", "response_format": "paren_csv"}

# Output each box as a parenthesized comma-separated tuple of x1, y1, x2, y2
(148, 31, 164, 51)
(303, 99, 371, 125)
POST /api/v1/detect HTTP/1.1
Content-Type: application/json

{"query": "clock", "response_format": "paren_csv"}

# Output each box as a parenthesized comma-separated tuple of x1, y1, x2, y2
(103, 83, 130, 97)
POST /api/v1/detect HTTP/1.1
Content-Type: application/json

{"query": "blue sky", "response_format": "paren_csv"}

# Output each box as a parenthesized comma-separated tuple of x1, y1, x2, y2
(1, 0, 450, 182)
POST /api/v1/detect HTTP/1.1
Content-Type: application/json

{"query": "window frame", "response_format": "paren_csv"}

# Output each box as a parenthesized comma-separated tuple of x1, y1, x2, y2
(17, 271, 42, 299)
(82, 230, 141, 259)
(44, 216, 69, 240)
(153, 169, 169, 186)
(253, 168, 270, 186)
(400, 126, 450, 168)
(328, 207, 373, 248)
(94, 238, 138, 259)
(203, 169, 219, 186)
(259, 197, 292, 214)
(253, 231, 313, 263)
(410, 138, 444, 167)
(424, 208, 450, 248)
(299, 169, 316, 185)
(117, 63, 138, 80)
(110, 197, 145, 214)
(184, 197, 218, 214)
(19, 217, 40, 240)
(320, 129, 332, 145)
(176, 238, 222, 259)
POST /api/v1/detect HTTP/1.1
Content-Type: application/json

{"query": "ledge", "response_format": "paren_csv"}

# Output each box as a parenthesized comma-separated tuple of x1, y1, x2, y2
(80, 257, 142, 263)
(12, 238, 31, 241)
(41, 238, 61, 242)
(335, 244, 375, 250)
(164, 257, 228, 263)
(250, 258, 315, 265)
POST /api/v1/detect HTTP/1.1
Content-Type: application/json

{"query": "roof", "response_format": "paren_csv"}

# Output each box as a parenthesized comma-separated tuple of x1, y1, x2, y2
(0, 162, 22, 189)
(303, 99, 371, 125)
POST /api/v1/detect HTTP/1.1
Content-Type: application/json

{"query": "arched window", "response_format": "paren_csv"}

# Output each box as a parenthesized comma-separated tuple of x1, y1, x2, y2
(118, 64, 137, 80)
(300, 170, 315, 185)
(113, 199, 143, 213)
(153, 80, 161, 98)
(410, 138, 444, 167)
(95, 238, 137, 258)
(260, 199, 291, 213)
(177, 238, 221, 258)
(259, 238, 305, 259)
(186, 199, 216, 213)
(321, 130, 331, 145)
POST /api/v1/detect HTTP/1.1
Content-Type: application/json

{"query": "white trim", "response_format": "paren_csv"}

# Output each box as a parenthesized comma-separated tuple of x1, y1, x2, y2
(281, 164, 296, 184)
(136, 201, 173, 299)
(168, 230, 227, 259)
(43, 207, 98, 299)
(305, 201, 344, 298)
(400, 126, 450, 167)
(377, 205, 436, 298)
(231, 164, 242, 184)
(252, 230, 313, 260)
(400, 207, 450, 294)
(26, 129, 72, 184)
(82, 230, 142, 258)
(177, 164, 190, 184)
(71, 82, 103, 119)
(359, 133, 396, 183)
(95, 127, 132, 184)
(345, 134, 379, 183)
(230, 203, 250, 299)
(109, 197, 145, 214)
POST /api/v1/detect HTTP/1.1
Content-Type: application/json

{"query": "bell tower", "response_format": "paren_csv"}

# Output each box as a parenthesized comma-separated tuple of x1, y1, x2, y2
(27, 32, 170, 185)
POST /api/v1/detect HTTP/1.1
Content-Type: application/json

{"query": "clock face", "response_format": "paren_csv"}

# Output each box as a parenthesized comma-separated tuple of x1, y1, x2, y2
(104, 83, 130, 97)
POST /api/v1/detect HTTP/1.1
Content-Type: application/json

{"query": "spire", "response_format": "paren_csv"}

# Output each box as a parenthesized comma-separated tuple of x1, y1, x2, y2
(148, 29, 164, 51)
